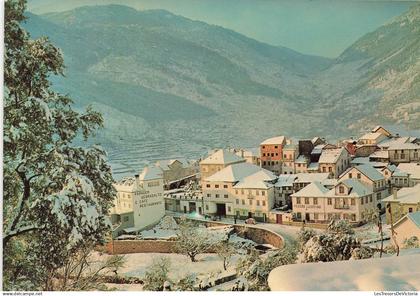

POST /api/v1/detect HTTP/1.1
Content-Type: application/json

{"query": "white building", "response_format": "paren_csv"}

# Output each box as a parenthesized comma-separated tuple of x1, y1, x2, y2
(111, 166, 165, 237)
(202, 162, 277, 221)
(291, 179, 377, 223)
(397, 163, 420, 186)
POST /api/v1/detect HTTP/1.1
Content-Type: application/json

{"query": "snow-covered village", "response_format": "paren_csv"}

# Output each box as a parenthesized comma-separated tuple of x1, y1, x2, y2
(3, 0, 420, 294)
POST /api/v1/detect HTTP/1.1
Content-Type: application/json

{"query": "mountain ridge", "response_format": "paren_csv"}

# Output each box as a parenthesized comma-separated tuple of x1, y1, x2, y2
(22, 4, 420, 176)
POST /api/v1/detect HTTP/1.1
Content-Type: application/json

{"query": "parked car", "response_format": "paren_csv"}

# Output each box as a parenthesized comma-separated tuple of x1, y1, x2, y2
(245, 218, 256, 225)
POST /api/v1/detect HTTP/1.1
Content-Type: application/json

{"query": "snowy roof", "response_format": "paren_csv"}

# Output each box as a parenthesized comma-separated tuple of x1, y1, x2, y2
(233, 170, 277, 189)
(114, 177, 136, 191)
(205, 162, 275, 183)
(291, 181, 329, 197)
(268, 251, 420, 291)
(359, 132, 385, 141)
(261, 136, 286, 145)
(356, 164, 385, 181)
(388, 142, 420, 150)
(329, 179, 371, 197)
(200, 149, 245, 165)
(322, 178, 338, 187)
(275, 174, 297, 187)
(369, 150, 389, 159)
(392, 167, 409, 177)
(307, 162, 319, 170)
(295, 155, 309, 164)
(351, 157, 370, 165)
(371, 125, 390, 134)
(231, 147, 260, 158)
(319, 147, 345, 164)
(295, 173, 330, 184)
(377, 136, 410, 149)
(397, 163, 420, 179)
(394, 212, 420, 229)
(382, 184, 420, 204)
(311, 137, 323, 144)
(139, 165, 163, 181)
(155, 158, 190, 170)
(311, 144, 325, 154)
(407, 212, 420, 228)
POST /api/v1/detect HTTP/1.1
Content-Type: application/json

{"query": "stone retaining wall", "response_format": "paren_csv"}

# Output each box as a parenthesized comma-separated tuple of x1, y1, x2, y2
(105, 219, 284, 255)
(107, 239, 178, 254)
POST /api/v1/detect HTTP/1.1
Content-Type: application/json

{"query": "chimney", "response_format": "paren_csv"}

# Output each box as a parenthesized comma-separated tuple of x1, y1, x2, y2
(134, 174, 140, 187)
(393, 187, 398, 200)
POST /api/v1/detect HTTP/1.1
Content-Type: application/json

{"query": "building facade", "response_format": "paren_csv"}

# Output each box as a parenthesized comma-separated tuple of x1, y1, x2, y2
(260, 136, 287, 174)
(291, 179, 377, 223)
(110, 166, 165, 237)
(199, 149, 246, 180)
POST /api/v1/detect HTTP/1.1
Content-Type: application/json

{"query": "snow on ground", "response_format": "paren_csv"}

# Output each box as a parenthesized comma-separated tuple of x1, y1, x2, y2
(268, 249, 420, 291)
(97, 252, 240, 282)
(105, 283, 144, 291)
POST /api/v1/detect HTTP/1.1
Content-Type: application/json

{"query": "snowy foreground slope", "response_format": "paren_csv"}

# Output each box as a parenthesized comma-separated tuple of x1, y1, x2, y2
(268, 251, 420, 291)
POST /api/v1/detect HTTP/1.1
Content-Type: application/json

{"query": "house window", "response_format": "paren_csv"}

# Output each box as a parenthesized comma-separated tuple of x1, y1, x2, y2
(327, 198, 332, 205)
(314, 213, 319, 220)
(339, 186, 344, 194)
(249, 200, 253, 205)
(215, 184, 219, 188)
(263, 161, 266, 165)
(215, 194, 219, 198)
(228, 206, 231, 212)
(242, 200, 245, 205)
(235, 190, 239, 195)
(313, 198, 318, 205)
(296, 197, 301, 204)
(351, 214, 356, 221)
(328, 167, 332, 172)
(275, 145, 278, 149)
(207, 194, 211, 197)
(223, 185, 228, 188)
(351, 198, 355, 206)
(357, 173, 361, 179)
(123, 216, 129, 222)
(224, 194, 228, 198)
(241, 189, 244, 194)
(206, 205, 209, 210)
(322, 167, 326, 172)
(305, 197, 310, 204)
(262, 191, 265, 196)
(262, 201, 266, 206)
(370, 195, 373, 202)
(349, 173, 353, 178)
(257, 200, 260, 206)
(376, 192, 381, 200)
(236, 199, 239, 204)
(361, 198, 364, 205)
(409, 207, 413, 213)
(256, 190, 259, 196)
(206, 184, 210, 188)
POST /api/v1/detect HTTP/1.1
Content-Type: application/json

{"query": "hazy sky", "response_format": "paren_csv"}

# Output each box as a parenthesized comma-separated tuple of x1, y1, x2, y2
(27, 0, 415, 58)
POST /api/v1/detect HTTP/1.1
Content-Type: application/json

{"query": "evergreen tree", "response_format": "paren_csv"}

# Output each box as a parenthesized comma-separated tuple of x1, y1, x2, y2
(3, 0, 115, 290)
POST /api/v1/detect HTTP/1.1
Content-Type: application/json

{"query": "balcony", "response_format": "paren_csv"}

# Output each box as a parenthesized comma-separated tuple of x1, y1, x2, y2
(334, 204, 350, 210)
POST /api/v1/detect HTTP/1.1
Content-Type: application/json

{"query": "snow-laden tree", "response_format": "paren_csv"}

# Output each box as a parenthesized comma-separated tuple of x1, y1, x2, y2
(236, 246, 297, 291)
(297, 226, 316, 252)
(403, 236, 420, 249)
(216, 241, 236, 271)
(174, 219, 218, 262)
(142, 257, 171, 291)
(3, 0, 115, 290)
(301, 220, 373, 263)
(174, 273, 198, 291)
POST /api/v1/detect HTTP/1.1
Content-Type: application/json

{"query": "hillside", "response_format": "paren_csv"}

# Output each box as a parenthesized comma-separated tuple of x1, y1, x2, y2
(315, 3, 420, 132)
(22, 4, 420, 177)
